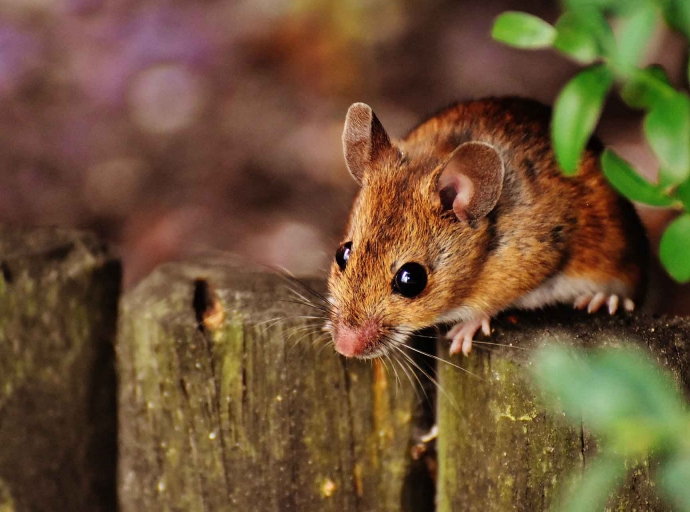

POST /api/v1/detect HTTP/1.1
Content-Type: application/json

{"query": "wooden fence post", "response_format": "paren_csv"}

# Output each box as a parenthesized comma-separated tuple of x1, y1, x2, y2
(0, 227, 120, 511)
(4, 225, 685, 512)
(436, 309, 690, 512)
(117, 258, 434, 511)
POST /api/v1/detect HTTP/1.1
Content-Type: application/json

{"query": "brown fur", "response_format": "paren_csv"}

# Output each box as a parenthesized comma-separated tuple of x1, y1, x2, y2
(328, 97, 648, 357)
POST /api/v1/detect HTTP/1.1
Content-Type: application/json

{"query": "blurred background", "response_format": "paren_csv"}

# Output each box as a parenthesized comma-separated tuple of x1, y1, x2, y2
(0, 0, 687, 313)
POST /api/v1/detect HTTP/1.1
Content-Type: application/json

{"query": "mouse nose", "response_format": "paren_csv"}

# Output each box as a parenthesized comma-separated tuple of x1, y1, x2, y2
(333, 321, 380, 358)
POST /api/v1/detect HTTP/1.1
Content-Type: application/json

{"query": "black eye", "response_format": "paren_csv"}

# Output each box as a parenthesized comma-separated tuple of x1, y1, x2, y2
(335, 242, 352, 270)
(393, 262, 427, 298)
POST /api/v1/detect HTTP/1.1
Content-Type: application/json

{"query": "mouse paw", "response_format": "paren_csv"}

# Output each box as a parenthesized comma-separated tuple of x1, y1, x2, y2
(573, 293, 635, 315)
(446, 314, 491, 356)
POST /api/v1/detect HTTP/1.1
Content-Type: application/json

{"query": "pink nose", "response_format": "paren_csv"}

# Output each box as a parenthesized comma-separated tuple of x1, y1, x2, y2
(333, 321, 379, 357)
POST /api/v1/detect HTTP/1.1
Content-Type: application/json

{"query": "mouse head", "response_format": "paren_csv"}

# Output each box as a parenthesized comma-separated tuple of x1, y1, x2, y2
(327, 103, 505, 358)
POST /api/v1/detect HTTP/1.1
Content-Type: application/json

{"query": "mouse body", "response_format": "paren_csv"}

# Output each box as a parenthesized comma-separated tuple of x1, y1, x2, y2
(326, 97, 648, 358)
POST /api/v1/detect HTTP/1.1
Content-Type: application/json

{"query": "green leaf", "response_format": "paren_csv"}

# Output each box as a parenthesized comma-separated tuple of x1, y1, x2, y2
(675, 178, 690, 210)
(658, 455, 690, 512)
(614, 4, 658, 72)
(644, 93, 690, 184)
(553, 12, 600, 63)
(533, 346, 686, 451)
(564, 0, 611, 9)
(553, 65, 613, 175)
(660, 0, 690, 40)
(492, 12, 556, 48)
(533, 346, 590, 413)
(660, 213, 690, 282)
(559, 454, 627, 512)
(601, 150, 675, 207)
(591, 350, 687, 436)
(565, 0, 647, 16)
(621, 65, 673, 110)
(561, 8, 617, 57)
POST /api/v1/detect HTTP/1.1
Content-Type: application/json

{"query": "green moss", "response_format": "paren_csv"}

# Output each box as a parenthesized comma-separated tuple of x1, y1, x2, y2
(0, 227, 119, 510)
(217, 315, 252, 453)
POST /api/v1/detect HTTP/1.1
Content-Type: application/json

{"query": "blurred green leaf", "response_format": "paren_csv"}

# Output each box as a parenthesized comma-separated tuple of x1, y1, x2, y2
(553, 65, 613, 175)
(660, 213, 690, 282)
(592, 350, 687, 434)
(644, 93, 690, 184)
(567, 8, 617, 57)
(601, 149, 675, 206)
(621, 65, 673, 109)
(563, 0, 612, 10)
(553, 12, 600, 63)
(660, 0, 690, 40)
(565, 0, 648, 16)
(533, 346, 590, 412)
(534, 347, 643, 438)
(533, 346, 686, 452)
(658, 455, 690, 512)
(492, 12, 556, 48)
(615, 4, 658, 71)
(559, 454, 626, 512)
(675, 178, 690, 210)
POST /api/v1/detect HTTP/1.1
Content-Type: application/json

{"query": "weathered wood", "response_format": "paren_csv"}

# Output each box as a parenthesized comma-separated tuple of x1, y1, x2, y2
(437, 309, 690, 512)
(117, 258, 433, 512)
(118, 257, 690, 511)
(0, 226, 120, 512)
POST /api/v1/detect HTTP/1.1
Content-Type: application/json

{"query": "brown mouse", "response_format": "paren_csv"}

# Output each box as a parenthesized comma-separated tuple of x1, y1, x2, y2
(325, 97, 648, 358)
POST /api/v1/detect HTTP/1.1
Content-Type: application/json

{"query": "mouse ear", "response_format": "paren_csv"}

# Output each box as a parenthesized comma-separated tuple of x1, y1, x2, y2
(436, 141, 505, 221)
(343, 103, 396, 186)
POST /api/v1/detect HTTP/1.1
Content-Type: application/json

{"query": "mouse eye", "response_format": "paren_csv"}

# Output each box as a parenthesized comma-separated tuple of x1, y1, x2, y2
(393, 262, 427, 298)
(335, 242, 352, 271)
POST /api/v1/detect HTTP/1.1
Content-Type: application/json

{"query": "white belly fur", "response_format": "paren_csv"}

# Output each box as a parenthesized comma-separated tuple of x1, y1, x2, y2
(512, 274, 631, 310)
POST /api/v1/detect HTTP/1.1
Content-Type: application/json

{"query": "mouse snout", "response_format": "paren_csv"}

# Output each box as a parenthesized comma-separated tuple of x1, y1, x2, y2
(333, 320, 381, 358)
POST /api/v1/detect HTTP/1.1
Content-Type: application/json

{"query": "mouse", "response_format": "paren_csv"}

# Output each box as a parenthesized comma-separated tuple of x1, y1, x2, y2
(325, 97, 648, 358)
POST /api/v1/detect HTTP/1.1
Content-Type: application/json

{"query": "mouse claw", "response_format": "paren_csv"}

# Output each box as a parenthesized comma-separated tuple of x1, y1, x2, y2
(481, 318, 491, 337)
(623, 298, 635, 312)
(607, 295, 619, 315)
(587, 292, 606, 313)
(573, 292, 635, 315)
(574, 294, 592, 310)
(448, 334, 474, 356)
(447, 315, 491, 357)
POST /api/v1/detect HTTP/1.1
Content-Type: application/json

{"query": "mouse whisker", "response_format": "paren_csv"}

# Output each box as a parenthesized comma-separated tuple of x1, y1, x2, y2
(285, 324, 324, 349)
(403, 332, 440, 340)
(317, 338, 336, 356)
(277, 271, 331, 306)
(386, 344, 427, 404)
(388, 340, 457, 410)
(254, 314, 323, 329)
(311, 332, 332, 348)
(471, 340, 528, 351)
(394, 327, 527, 353)
(281, 319, 322, 339)
(273, 298, 330, 314)
(287, 288, 329, 311)
(401, 343, 486, 383)
(377, 355, 392, 381)
(382, 351, 402, 392)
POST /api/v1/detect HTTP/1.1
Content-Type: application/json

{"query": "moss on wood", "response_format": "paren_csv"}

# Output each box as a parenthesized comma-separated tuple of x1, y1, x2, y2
(0, 226, 119, 512)
(117, 258, 431, 511)
(437, 309, 690, 512)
